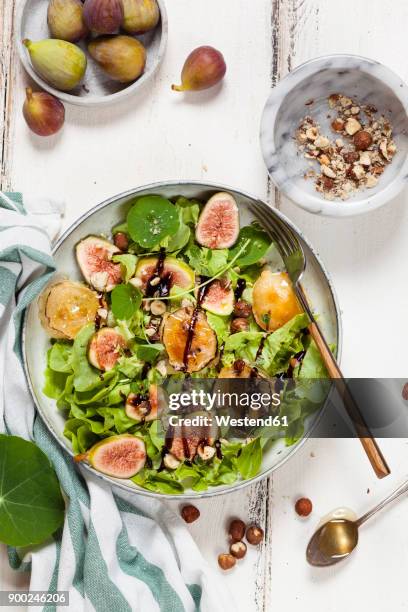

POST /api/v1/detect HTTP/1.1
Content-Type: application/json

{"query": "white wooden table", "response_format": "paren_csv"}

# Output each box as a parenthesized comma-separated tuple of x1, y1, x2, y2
(2, 1, 408, 610)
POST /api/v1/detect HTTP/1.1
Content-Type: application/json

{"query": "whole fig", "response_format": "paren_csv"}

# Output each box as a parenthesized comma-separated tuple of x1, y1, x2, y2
(47, 0, 88, 42)
(122, 0, 159, 34)
(23, 39, 87, 91)
(23, 87, 65, 136)
(172, 46, 226, 92)
(83, 0, 124, 34)
(88, 36, 146, 83)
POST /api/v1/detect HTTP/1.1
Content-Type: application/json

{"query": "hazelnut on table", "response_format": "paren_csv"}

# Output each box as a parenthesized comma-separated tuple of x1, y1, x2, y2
(228, 519, 246, 542)
(181, 505, 200, 524)
(246, 525, 264, 545)
(218, 553, 236, 570)
(295, 497, 313, 517)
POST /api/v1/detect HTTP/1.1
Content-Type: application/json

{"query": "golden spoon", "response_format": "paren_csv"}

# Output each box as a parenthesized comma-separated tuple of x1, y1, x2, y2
(307, 480, 408, 566)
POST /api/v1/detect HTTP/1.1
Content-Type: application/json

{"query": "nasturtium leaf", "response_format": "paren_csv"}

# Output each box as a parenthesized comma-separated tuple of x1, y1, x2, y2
(127, 196, 180, 248)
(0, 435, 65, 547)
(229, 226, 271, 267)
(111, 283, 142, 321)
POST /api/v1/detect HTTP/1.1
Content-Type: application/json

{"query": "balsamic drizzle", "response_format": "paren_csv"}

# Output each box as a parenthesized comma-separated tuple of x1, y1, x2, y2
(182, 281, 210, 371)
(234, 278, 246, 301)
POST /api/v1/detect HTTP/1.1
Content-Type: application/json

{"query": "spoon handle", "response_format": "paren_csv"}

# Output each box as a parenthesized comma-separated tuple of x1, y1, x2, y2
(357, 480, 408, 526)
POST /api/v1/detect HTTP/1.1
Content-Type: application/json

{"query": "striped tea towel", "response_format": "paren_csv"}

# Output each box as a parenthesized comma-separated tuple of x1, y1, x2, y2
(0, 192, 233, 612)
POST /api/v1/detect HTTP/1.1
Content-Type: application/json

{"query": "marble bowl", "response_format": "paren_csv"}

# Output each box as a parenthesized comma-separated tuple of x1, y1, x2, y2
(260, 55, 408, 217)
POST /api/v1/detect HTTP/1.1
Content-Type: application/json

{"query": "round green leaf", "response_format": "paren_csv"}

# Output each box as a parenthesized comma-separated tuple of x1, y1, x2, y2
(229, 226, 271, 267)
(127, 196, 180, 248)
(0, 435, 65, 547)
(111, 283, 142, 321)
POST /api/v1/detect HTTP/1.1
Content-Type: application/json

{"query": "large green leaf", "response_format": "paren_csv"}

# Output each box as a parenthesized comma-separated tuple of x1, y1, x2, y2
(0, 436, 65, 547)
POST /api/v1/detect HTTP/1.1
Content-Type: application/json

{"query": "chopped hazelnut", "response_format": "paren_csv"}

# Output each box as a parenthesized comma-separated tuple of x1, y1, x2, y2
(218, 554, 236, 570)
(359, 152, 371, 166)
(365, 174, 378, 188)
(343, 151, 359, 164)
(328, 93, 340, 108)
(181, 505, 200, 524)
(345, 118, 362, 136)
(246, 525, 264, 545)
(353, 130, 373, 151)
(230, 318, 249, 333)
(352, 164, 366, 180)
(319, 154, 330, 166)
(305, 127, 318, 141)
(321, 165, 336, 179)
(233, 301, 252, 318)
(230, 541, 247, 559)
(322, 176, 334, 190)
(228, 519, 246, 542)
(197, 444, 216, 461)
(129, 276, 143, 288)
(314, 135, 330, 149)
(331, 118, 345, 132)
(113, 232, 129, 251)
(295, 497, 313, 517)
(164, 453, 180, 470)
(150, 300, 166, 316)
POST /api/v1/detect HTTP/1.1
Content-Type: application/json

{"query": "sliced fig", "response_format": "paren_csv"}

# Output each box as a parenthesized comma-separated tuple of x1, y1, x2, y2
(162, 306, 217, 373)
(201, 278, 234, 315)
(166, 411, 218, 461)
(252, 270, 301, 332)
(38, 279, 100, 339)
(76, 435, 146, 479)
(195, 192, 239, 249)
(88, 327, 127, 371)
(125, 384, 160, 422)
(135, 256, 194, 293)
(76, 236, 122, 292)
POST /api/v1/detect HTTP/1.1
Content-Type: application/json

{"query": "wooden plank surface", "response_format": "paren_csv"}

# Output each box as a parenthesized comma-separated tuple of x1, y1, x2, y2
(2, 1, 408, 610)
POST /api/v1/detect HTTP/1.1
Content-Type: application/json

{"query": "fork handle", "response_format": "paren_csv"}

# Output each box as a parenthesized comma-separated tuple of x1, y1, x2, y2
(307, 319, 390, 479)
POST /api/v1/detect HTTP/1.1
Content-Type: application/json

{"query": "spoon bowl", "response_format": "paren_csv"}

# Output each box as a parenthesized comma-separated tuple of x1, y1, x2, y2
(307, 519, 359, 567)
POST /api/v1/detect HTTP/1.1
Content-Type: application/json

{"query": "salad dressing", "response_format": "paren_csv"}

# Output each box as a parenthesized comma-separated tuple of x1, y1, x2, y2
(182, 282, 210, 371)
(234, 278, 246, 300)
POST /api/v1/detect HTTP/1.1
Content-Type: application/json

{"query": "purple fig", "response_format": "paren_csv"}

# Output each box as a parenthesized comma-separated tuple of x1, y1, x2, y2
(83, 0, 124, 34)
(122, 0, 159, 34)
(75, 435, 146, 478)
(47, 0, 88, 42)
(195, 192, 239, 249)
(23, 87, 65, 137)
(88, 36, 146, 83)
(172, 46, 226, 92)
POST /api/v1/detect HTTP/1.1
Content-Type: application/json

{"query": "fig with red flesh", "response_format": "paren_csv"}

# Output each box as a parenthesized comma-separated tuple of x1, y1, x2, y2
(75, 434, 146, 478)
(162, 306, 217, 373)
(83, 0, 124, 34)
(125, 385, 159, 422)
(23, 88, 65, 137)
(135, 256, 195, 293)
(88, 327, 127, 371)
(195, 192, 239, 249)
(76, 236, 122, 292)
(172, 46, 226, 92)
(38, 279, 100, 340)
(201, 278, 234, 316)
(166, 411, 218, 461)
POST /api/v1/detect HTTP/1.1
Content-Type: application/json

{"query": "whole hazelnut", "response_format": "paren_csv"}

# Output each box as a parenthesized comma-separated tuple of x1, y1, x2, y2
(181, 505, 200, 524)
(295, 497, 313, 517)
(353, 130, 373, 151)
(228, 519, 246, 542)
(230, 541, 247, 559)
(218, 553, 236, 570)
(113, 232, 129, 251)
(246, 525, 264, 545)
(233, 359, 246, 374)
(233, 300, 252, 318)
(230, 318, 249, 334)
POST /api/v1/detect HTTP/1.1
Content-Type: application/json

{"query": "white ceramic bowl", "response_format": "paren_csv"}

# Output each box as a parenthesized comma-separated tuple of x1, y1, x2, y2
(260, 55, 408, 217)
(16, 0, 168, 107)
(23, 181, 342, 499)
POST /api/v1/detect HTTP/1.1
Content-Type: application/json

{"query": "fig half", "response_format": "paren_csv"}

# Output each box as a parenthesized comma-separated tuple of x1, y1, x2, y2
(135, 256, 195, 292)
(125, 385, 160, 422)
(38, 279, 99, 339)
(76, 236, 122, 292)
(162, 306, 217, 373)
(88, 328, 127, 371)
(75, 435, 146, 478)
(252, 270, 301, 331)
(201, 279, 234, 316)
(195, 192, 239, 249)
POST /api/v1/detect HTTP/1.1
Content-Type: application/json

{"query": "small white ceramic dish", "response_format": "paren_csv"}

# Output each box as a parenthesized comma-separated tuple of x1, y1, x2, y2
(260, 54, 408, 217)
(16, 0, 168, 107)
(23, 181, 341, 499)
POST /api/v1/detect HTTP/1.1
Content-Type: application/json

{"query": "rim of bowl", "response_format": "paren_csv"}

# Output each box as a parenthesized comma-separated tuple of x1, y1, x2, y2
(16, 0, 168, 108)
(260, 53, 408, 217)
(22, 180, 343, 500)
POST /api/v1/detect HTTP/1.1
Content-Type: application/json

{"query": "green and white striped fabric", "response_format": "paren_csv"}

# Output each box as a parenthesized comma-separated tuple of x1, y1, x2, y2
(0, 192, 232, 612)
